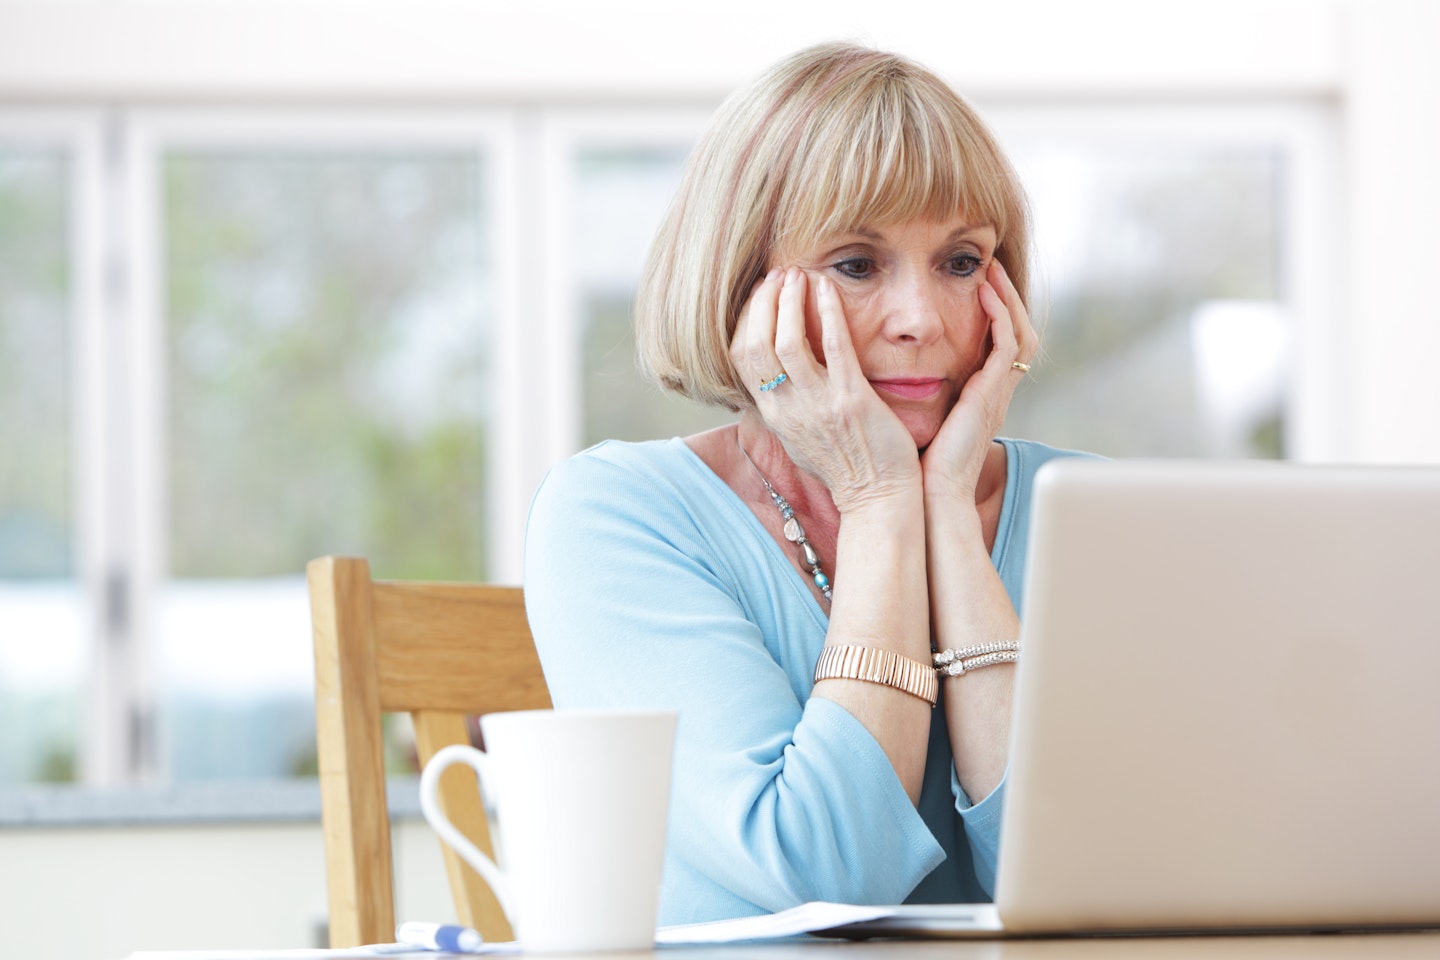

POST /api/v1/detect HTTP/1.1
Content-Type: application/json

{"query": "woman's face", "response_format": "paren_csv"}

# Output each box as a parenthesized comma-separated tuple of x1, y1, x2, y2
(775, 215, 999, 449)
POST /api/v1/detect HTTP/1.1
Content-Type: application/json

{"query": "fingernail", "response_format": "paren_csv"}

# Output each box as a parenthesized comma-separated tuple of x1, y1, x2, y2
(785, 267, 802, 285)
(767, 268, 783, 282)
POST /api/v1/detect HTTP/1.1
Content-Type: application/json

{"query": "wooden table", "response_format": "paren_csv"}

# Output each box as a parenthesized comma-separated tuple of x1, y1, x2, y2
(449, 932, 1440, 960)
(126, 929, 1440, 960)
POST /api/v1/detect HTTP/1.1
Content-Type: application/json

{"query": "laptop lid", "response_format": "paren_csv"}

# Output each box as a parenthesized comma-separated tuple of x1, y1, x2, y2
(995, 458, 1440, 934)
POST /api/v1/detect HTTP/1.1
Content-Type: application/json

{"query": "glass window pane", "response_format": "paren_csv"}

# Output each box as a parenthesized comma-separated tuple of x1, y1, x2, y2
(1003, 138, 1287, 458)
(576, 146, 732, 446)
(159, 151, 491, 779)
(0, 146, 84, 783)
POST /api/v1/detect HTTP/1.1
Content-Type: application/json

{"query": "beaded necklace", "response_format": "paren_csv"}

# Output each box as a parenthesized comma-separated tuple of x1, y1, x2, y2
(739, 441, 833, 604)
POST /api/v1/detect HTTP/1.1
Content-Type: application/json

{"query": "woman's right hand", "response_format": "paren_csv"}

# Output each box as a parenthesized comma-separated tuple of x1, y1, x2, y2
(730, 267, 921, 513)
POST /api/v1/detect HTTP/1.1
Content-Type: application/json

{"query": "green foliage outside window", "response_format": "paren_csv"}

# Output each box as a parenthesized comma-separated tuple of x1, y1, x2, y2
(164, 154, 491, 581)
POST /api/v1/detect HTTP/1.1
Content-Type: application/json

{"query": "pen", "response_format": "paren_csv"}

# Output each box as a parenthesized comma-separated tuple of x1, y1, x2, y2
(395, 920, 485, 953)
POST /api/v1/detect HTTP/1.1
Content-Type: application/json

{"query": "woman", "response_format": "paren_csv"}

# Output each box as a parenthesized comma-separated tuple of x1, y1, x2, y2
(523, 42, 1092, 924)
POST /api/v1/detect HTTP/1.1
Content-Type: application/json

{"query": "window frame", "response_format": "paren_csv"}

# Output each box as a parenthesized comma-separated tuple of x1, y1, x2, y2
(535, 108, 714, 460)
(103, 108, 529, 781)
(0, 108, 109, 781)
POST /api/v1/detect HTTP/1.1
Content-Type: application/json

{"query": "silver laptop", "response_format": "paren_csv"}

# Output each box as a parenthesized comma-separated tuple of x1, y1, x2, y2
(829, 458, 1440, 938)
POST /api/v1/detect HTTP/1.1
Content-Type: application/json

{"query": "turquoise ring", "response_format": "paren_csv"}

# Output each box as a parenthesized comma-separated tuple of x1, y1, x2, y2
(759, 371, 789, 392)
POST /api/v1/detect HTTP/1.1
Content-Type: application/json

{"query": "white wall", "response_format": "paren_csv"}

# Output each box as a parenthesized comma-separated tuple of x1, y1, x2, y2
(0, 816, 452, 960)
(0, 0, 1342, 100)
(1341, 1, 1440, 462)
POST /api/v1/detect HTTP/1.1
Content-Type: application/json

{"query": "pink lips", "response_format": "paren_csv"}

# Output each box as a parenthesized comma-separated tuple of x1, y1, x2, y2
(871, 378, 945, 401)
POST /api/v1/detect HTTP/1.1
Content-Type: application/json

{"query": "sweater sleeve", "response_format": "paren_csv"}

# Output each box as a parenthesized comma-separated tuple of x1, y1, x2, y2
(952, 770, 1005, 897)
(522, 446, 946, 923)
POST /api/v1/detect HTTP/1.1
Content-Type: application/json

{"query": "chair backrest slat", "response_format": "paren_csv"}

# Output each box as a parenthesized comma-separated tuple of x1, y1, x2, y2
(308, 555, 550, 948)
(371, 580, 548, 714)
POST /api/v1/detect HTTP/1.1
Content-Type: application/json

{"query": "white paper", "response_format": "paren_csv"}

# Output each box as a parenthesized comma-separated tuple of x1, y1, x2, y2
(656, 901, 897, 943)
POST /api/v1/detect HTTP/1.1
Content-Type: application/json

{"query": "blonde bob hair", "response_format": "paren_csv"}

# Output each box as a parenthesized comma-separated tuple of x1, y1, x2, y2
(635, 42, 1032, 413)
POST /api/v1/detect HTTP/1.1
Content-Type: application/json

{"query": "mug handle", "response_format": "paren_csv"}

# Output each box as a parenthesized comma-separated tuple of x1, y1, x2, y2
(418, 743, 515, 921)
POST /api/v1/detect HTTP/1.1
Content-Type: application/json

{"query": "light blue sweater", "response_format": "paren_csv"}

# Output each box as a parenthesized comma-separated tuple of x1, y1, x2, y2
(523, 436, 1087, 924)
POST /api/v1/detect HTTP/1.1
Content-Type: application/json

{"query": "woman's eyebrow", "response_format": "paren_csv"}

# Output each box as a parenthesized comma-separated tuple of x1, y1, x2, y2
(845, 224, 994, 243)
(945, 225, 995, 244)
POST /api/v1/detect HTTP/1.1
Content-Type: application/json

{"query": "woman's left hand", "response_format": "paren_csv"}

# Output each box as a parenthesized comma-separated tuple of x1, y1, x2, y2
(920, 257, 1036, 503)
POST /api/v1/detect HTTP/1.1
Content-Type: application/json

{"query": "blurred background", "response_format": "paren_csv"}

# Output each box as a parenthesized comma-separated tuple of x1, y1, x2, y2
(1, 0, 1438, 955)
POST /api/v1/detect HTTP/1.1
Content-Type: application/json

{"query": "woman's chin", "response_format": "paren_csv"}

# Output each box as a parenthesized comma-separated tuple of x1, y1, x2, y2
(902, 418, 942, 452)
(886, 397, 955, 453)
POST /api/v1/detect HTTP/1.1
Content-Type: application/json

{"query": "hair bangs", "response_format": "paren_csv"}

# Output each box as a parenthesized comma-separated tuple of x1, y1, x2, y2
(774, 76, 1013, 256)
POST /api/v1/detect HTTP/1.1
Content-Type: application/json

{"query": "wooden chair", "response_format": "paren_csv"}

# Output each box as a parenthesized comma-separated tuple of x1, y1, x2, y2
(307, 555, 551, 948)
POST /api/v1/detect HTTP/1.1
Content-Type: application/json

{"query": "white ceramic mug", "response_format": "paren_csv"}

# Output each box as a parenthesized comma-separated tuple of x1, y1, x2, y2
(419, 708, 678, 952)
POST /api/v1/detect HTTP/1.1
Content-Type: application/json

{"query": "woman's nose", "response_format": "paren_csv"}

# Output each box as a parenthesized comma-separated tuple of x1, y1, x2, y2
(883, 274, 947, 343)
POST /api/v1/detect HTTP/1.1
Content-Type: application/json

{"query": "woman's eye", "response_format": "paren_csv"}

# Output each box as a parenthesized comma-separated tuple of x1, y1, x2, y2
(949, 255, 983, 277)
(832, 258, 876, 280)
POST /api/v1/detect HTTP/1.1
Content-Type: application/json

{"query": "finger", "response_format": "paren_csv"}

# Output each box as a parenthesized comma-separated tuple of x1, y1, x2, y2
(979, 280, 1019, 358)
(976, 280, 1029, 393)
(987, 258, 1037, 364)
(813, 274, 864, 384)
(772, 268, 824, 386)
(731, 269, 785, 393)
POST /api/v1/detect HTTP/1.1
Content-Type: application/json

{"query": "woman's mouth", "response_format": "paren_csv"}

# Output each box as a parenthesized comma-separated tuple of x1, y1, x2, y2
(870, 378, 946, 401)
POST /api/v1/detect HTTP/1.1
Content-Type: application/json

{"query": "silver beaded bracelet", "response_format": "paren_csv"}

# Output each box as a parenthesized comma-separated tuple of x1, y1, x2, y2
(933, 641, 1020, 677)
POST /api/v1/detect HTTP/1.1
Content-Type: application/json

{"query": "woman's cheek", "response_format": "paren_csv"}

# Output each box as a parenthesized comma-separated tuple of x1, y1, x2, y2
(955, 288, 992, 350)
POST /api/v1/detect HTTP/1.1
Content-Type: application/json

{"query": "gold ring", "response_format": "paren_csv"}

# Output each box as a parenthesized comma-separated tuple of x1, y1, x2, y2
(1011, 360, 1031, 373)
(759, 371, 788, 392)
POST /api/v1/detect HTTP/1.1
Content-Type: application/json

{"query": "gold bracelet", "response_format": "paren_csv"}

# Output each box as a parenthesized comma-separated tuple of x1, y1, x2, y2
(813, 644, 938, 706)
